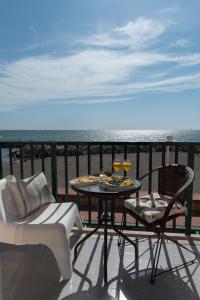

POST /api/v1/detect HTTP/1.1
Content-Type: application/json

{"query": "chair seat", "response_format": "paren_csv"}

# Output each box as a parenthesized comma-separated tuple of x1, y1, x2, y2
(15, 202, 81, 236)
(124, 193, 186, 224)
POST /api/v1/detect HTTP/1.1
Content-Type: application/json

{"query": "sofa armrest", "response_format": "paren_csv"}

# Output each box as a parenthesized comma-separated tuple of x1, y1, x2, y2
(0, 221, 72, 279)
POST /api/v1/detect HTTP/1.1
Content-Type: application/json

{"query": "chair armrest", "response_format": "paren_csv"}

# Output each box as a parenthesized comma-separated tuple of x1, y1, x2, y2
(0, 221, 66, 245)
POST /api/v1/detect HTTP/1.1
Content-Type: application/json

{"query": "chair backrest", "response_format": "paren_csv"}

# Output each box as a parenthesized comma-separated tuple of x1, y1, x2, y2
(158, 164, 194, 205)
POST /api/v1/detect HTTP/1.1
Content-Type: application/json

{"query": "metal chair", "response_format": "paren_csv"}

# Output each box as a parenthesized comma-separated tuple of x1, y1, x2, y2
(121, 164, 197, 283)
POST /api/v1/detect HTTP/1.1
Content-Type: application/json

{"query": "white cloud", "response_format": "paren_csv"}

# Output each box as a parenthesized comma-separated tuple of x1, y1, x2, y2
(0, 16, 200, 111)
(125, 73, 200, 93)
(1, 49, 200, 110)
(86, 17, 168, 49)
(158, 6, 180, 14)
(169, 38, 192, 49)
(169, 53, 200, 66)
(149, 72, 167, 79)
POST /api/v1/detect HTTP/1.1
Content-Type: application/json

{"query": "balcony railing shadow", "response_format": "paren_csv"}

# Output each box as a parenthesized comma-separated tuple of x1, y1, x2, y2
(1, 232, 200, 299)
(66, 234, 200, 300)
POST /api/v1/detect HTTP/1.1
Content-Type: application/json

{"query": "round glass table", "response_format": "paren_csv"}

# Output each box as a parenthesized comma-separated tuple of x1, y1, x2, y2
(70, 177, 141, 284)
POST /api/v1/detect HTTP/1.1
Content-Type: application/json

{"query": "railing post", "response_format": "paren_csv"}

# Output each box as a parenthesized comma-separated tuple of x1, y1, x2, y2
(148, 144, 152, 194)
(64, 144, 69, 201)
(9, 146, 13, 175)
(19, 145, 24, 179)
(87, 144, 91, 224)
(41, 144, 45, 173)
(185, 144, 194, 235)
(76, 145, 79, 177)
(112, 145, 115, 170)
(0, 145, 2, 179)
(165, 135, 174, 165)
(100, 144, 103, 171)
(51, 144, 57, 200)
(124, 144, 127, 177)
(30, 144, 35, 175)
(87, 144, 91, 175)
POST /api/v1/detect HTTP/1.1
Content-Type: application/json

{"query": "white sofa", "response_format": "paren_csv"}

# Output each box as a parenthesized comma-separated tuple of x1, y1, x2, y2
(0, 173, 83, 280)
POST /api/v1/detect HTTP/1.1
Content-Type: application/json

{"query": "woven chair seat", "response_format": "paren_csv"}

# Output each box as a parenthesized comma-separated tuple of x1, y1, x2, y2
(125, 193, 186, 224)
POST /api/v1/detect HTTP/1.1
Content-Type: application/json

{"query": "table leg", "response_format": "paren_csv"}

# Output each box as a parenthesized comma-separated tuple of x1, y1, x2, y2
(74, 199, 103, 261)
(74, 224, 101, 261)
(113, 226, 138, 258)
(111, 199, 138, 258)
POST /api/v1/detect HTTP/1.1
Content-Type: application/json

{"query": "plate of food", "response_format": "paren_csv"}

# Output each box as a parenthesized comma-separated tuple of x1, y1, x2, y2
(99, 175, 136, 190)
(70, 175, 99, 186)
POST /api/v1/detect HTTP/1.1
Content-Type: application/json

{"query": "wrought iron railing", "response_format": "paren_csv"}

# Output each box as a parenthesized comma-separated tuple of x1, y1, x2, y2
(0, 141, 199, 234)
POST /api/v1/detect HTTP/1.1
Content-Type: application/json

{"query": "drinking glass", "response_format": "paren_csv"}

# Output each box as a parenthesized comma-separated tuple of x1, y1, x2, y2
(112, 160, 122, 173)
(123, 160, 132, 173)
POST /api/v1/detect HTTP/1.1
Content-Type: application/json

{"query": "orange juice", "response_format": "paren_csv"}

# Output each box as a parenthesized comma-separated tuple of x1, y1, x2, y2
(113, 161, 122, 172)
(123, 161, 132, 172)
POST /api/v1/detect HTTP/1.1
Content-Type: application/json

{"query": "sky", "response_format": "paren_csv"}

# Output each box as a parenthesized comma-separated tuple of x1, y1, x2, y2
(0, 0, 200, 130)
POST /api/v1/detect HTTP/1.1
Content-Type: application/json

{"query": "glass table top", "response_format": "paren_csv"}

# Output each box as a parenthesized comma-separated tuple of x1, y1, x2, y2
(70, 178, 141, 196)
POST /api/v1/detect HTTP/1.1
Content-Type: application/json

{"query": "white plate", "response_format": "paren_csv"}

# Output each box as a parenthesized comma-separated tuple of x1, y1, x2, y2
(70, 176, 99, 186)
(99, 178, 136, 191)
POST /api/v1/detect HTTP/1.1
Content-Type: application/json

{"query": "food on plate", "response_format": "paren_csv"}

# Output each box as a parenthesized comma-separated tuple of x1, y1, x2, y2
(72, 174, 135, 188)
(99, 175, 113, 183)
(121, 178, 135, 186)
(73, 176, 98, 184)
(99, 175, 135, 188)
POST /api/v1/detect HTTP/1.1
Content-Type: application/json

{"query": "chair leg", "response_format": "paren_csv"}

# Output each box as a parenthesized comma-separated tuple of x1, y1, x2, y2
(150, 232, 197, 283)
(163, 234, 198, 270)
(150, 232, 164, 284)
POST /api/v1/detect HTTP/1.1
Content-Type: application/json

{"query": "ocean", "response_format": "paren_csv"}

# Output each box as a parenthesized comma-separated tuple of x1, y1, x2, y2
(0, 130, 200, 142)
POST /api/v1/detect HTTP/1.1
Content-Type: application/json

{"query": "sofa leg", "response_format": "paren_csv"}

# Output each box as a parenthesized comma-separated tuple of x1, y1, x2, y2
(47, 237, 72, 280)
(75, 215, 83, 231)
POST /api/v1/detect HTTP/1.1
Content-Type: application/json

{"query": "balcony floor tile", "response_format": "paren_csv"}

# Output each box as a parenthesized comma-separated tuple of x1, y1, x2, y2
(1, 233, 200, 300)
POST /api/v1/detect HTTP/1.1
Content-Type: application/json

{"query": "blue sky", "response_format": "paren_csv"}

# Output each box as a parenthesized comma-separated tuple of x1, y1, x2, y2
(0, 0, 200, 130)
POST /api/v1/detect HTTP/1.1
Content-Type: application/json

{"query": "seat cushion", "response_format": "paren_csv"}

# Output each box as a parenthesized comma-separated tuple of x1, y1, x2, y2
(15, 202, 80, 237)
(17, 172, 55, 216)
(124, 193, 186, 224)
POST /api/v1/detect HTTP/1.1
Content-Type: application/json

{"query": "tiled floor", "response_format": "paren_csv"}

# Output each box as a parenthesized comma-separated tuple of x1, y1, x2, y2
(0, 232, 200, 300)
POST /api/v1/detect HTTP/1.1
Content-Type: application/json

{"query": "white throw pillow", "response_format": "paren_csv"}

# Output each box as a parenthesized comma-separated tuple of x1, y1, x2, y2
(17, 172, 55, 216)
(1, 175, 26, 221)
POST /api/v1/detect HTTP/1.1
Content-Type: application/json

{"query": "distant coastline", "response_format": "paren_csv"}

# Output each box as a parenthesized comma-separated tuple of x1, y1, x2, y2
(0, 129, 200, 142)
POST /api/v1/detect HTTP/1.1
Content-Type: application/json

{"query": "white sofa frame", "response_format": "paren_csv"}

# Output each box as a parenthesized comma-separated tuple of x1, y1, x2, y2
(0, 177, 83, 280)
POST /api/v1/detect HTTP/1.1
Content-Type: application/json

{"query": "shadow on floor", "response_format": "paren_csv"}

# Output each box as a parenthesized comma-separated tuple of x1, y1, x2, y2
(0, 244, 67, 300)
(61, 268, 200, 300)
(0, 236, 200, 300)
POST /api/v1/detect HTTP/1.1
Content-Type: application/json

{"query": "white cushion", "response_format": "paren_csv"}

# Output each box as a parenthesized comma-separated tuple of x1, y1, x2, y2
(17, 172, 55, 216)
(1, 176, 26, 221)
(125, 193, 186, 224)
(15, 202, 80, 237)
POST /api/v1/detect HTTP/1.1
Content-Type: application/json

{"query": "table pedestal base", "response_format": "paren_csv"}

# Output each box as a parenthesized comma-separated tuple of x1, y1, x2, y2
(74, 198, 137, 284)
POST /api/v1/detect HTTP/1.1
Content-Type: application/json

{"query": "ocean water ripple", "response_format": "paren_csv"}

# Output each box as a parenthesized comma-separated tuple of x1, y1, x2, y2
(0, 130, 200, 142)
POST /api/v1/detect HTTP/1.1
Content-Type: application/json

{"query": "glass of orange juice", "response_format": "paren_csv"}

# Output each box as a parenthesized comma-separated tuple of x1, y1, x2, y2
(123, 160, 132, 173)
(112, 159, 122, 173)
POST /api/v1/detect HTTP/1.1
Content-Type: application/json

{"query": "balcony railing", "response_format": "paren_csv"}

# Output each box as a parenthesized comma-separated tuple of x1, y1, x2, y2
(0, 141, 199, 235)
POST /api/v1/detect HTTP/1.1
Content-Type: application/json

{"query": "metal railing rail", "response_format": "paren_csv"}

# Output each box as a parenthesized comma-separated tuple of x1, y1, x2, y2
(0, 141, 199, 234)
